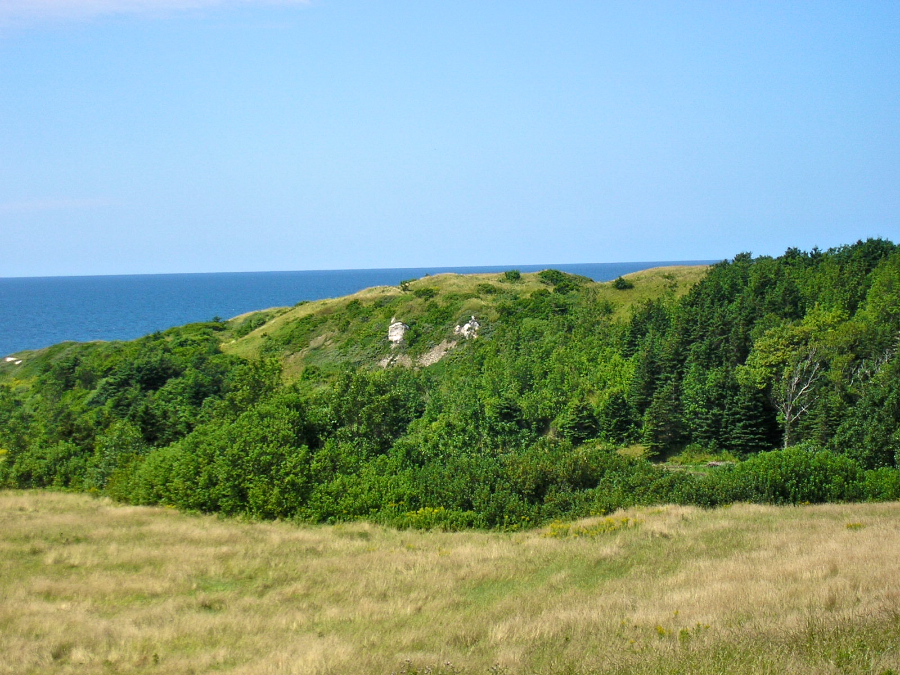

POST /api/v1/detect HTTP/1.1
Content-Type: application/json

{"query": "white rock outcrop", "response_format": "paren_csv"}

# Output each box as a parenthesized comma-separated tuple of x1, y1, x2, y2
(388, 317, 408, 347)
(379, 316, 480, 369)
(454, 315, 480, 339)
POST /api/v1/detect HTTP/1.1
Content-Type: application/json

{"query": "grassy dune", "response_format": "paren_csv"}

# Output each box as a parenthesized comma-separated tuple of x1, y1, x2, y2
(218, 266, 708, 378)
(2, 491, 899, 674)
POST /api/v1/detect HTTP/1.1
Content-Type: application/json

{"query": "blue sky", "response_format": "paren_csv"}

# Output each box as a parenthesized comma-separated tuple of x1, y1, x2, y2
(1, 1, 898, 277)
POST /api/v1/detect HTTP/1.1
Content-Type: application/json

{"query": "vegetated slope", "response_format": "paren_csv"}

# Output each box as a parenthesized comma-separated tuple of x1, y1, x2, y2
(1, 241, 899, 527)
(219, 265, 704, 378)
(3, 490, 899, 675)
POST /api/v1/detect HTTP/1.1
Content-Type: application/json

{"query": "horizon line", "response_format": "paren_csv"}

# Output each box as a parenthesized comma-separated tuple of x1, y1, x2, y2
(0, 259, 721, 281)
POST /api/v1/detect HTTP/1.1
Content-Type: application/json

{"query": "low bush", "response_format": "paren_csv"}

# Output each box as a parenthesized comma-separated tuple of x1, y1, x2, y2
(862, 467, 900, 501)
(702, 447, 866, 505)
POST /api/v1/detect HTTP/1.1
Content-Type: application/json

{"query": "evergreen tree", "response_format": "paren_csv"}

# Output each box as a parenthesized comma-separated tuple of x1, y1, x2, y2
(556, 401, 599, 444)
(725, 385, 777, 455)
(597, 391, 633, 444)
(642, 380, 684, 456)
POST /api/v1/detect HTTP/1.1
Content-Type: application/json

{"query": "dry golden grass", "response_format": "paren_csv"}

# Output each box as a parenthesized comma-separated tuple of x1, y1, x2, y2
(2, 491, 898, 675)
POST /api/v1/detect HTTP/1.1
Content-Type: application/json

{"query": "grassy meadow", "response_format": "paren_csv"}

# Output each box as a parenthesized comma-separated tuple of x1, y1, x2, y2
(2, 491, 899, 675)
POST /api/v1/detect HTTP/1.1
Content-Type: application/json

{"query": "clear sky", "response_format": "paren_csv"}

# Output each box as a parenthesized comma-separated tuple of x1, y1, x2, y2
(1, 1, 898, 277)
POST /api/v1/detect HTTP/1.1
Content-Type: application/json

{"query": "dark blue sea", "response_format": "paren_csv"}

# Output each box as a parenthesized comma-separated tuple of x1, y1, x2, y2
(0, 261, 714, 356)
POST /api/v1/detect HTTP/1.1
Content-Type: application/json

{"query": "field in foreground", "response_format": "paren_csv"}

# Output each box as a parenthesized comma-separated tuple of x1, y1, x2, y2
(1, 492, 899, 675)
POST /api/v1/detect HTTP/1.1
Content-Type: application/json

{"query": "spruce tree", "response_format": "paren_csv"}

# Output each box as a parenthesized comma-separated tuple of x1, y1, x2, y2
(726, 386, 775, 455)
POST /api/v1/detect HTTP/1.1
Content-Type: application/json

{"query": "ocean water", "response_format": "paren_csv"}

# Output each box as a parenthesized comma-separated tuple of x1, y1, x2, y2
(0, 261, 714, 356)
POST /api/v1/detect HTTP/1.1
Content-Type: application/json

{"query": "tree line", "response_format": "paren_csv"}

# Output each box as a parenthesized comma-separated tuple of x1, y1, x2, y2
(1, 239, 898, 527)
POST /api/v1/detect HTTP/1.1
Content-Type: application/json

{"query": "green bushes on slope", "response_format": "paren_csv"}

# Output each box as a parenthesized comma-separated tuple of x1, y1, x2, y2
(2, 241, 900, 528)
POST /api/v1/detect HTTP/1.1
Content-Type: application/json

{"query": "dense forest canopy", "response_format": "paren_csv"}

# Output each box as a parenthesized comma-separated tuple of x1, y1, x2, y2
(1, 239, 899, 527)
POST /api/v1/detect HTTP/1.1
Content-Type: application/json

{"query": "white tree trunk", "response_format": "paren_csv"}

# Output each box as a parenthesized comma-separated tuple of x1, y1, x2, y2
(777, 348, 822, 449)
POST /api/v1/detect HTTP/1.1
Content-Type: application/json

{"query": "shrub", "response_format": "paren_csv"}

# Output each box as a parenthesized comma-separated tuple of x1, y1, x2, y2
(412, 287, 438, 300)
(706, 447, 865, 504)
(538, 269, 584, 294)
(862, 467, 900, 501)
(613, 276, 634, 290)
(233, 314, 269, 338)
(8, 440, 87, 489)
(85, 420, 147, 491)
(476, 282, 499, 295)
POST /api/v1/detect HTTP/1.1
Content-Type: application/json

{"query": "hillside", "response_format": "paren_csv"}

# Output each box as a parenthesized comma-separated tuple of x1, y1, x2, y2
(3, 490, 899, 675)
(216, 266, 706, 380)
(1, 241, 900, 528)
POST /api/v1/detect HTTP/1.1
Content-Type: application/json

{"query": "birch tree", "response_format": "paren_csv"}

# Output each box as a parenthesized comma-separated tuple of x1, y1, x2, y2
(737, 311, 840, 449)
(773, 347, 822, 448)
